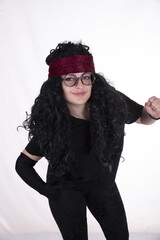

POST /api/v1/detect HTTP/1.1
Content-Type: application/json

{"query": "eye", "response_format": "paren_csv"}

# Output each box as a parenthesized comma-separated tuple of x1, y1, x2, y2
(82, 74, 91, 81)
(65, 77, 75, 82)
(83, 75, 91, 80)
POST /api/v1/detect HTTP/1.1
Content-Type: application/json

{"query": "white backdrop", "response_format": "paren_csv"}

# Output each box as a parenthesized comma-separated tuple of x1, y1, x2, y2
(0, 0, 160, 239)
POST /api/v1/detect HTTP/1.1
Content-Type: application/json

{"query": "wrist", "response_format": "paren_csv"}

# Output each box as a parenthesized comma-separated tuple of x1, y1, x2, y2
(149, 114, 160, 120)
(43, 183, 63, 199)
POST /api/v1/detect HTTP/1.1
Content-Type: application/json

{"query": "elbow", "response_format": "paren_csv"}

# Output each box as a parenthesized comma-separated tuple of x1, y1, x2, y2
(15, 154, 22, 175)
(15, 152, 37, 176)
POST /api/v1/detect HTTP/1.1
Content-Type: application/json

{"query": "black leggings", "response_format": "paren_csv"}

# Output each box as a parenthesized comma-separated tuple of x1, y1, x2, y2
(48, 182, 129, 240)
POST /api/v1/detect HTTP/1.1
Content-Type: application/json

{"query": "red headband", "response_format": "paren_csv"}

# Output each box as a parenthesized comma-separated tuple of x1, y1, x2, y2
(48, 55, 95, 78)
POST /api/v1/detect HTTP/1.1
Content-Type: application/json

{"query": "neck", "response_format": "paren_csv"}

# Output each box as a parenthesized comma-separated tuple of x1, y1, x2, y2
(67, 103, 89, 120)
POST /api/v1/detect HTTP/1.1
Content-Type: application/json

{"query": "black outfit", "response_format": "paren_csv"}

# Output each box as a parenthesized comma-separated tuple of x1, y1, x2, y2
(16, 93, 143, 240)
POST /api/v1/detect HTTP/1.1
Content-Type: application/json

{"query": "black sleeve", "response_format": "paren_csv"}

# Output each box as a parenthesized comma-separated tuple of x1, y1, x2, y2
(25, 138, 44, 157)
(118, 91, 144, 124)
(15, 153, 50, 197)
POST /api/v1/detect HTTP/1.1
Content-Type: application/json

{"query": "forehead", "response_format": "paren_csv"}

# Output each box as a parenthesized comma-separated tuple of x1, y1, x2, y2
(68, 72, 84, 76)
(62, 72, 85, 77)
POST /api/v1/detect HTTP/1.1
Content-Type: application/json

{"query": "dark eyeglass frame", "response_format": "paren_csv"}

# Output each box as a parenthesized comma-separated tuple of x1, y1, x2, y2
(62, 72, 95, 87)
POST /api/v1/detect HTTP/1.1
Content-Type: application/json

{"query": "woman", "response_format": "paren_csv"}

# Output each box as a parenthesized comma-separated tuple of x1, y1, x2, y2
(16, 41, 160, 240)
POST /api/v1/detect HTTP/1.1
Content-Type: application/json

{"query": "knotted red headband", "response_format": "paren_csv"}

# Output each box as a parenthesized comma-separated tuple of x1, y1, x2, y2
(48, 55, 95, 78)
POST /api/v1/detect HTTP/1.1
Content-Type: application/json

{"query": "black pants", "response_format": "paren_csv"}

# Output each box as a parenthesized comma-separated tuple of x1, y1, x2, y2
(48, 181, 129, 240)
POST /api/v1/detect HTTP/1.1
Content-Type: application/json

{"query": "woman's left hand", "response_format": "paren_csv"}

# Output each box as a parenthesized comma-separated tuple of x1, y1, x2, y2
(145, 96, 160, 119)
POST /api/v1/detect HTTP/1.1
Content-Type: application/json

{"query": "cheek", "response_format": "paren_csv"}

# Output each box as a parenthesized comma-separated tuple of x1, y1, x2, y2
(62, 84, 70, 100)
(87, 86, 92, 98)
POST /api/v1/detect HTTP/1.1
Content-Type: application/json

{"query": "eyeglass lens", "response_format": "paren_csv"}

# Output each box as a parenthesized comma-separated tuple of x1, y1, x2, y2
(63, 72, 95, 87)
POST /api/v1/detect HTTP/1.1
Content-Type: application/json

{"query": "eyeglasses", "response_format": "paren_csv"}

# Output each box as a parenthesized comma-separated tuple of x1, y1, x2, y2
(62, 72, 95, 87)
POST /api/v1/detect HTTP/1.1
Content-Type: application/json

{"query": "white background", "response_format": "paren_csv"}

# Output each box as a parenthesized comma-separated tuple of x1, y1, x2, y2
(0, 0, 160, 239)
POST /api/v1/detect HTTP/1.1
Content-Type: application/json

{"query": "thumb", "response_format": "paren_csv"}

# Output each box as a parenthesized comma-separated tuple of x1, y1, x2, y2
(144, 102, 155, 115)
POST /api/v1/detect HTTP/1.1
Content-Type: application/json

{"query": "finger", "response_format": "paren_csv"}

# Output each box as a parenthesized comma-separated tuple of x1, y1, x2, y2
(150, 99, 160, 111)
(148, 96, 157, 103)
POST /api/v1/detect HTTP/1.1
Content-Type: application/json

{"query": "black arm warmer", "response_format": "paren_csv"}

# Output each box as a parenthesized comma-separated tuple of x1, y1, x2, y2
(15, 153, 50, 197)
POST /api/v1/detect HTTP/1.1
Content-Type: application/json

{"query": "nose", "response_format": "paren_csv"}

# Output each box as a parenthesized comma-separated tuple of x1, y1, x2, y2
(75, 78, 84, 88)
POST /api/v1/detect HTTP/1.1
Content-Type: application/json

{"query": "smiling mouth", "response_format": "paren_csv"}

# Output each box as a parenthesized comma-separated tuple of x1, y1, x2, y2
(72, 92, 86, 96)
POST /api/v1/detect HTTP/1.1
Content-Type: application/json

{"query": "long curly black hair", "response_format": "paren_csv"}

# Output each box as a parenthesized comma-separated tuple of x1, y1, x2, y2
(23, 41, 128, 176)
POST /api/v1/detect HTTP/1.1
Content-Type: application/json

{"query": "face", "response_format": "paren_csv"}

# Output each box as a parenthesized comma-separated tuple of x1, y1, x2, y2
(61, 72, 92, 108)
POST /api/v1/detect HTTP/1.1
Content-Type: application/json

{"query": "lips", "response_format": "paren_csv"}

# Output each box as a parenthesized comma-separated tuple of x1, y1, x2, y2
(72, 92, 86, 97)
